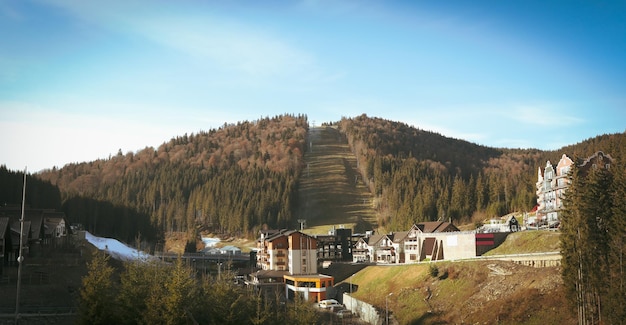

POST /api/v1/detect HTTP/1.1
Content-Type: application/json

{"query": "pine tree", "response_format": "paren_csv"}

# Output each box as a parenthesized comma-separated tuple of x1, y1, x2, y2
(77, 251, 118, 325)
(286, 293, 319, 325)
(561, 158, 625, 324)
(607, 163, 626, 324)
(162, 257, 201, 325)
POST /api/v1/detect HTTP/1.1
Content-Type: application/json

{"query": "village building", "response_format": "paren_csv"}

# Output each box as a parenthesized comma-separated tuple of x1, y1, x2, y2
(535, 154, 573, 228)
(252, 229, 334, 302)
(534, 151, 613, 228)
(578, 151, 614, 175)
(0, 217, 10, 274)
(314, 226, 353, 263)
(0, 206, 69, 266)
(352, 222, 470, 264)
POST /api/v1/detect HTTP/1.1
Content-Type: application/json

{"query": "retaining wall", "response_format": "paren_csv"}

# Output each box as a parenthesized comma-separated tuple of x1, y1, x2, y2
(343, 293, 397, 325)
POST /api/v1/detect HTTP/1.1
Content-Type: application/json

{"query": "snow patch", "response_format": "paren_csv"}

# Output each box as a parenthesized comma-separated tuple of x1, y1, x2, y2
(201, 236, 220, 248)
(85, 231, 155, 262)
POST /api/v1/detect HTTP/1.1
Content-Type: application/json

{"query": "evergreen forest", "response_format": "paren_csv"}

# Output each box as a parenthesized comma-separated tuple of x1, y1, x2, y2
(560, 153, 626, 324)
(338, 114, 626, 230)
(1, 113, 624, 245)
(78, 251, 319, 325)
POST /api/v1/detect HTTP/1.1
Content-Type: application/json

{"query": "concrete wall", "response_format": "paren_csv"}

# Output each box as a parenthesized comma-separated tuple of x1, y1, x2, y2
(436, 232, 477, 260)
(513, 259, 561, 267)
(343, 293, 397, 325)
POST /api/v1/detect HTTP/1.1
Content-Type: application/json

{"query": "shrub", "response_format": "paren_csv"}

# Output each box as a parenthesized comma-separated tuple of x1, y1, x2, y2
(429, 263, 439, 278)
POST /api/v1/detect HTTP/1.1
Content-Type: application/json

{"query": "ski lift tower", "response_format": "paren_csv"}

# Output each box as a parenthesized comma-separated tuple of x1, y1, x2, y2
(297, 219, 306, 231)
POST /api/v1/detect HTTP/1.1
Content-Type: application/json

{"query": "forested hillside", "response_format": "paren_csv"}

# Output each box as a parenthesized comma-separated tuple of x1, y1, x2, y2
(7, 113, 623, 245)
(37, 114, 308, 243)
(0, 165, 62, 209)
(338, 114, 626, 231)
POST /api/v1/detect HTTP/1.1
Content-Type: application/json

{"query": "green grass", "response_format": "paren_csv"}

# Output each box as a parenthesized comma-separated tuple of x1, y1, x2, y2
(484, 230, 561, 255)
(346, 260, 573, 324)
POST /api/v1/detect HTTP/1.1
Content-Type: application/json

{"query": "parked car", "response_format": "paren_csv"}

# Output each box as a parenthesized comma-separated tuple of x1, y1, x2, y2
(318, 299, 343, 310)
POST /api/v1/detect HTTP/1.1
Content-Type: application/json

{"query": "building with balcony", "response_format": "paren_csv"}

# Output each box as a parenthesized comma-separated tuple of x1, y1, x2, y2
(536, 154, 573, 227)
(535, 151, 613, 228)
(253, 229, 333, 302)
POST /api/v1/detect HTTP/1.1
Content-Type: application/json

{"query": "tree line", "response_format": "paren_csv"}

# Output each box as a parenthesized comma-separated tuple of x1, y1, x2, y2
(36, 114, 308, 242)
(78, 251, 319, 325)
(0, 165, 62, 210)
(560, 155, 626, 324)
(5, 113, 624, 245)
(338, 114, 625, 230)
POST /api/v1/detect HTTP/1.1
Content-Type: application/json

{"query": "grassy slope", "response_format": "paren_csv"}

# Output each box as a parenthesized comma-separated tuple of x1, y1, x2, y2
(295, 126, 377, 235)
(337, 232, 567, 324)
(347, 260, 572, 325)
(484, 230, 561, 255)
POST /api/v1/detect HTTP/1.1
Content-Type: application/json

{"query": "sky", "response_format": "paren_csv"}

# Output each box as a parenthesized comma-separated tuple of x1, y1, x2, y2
(1, 0, 625, 173)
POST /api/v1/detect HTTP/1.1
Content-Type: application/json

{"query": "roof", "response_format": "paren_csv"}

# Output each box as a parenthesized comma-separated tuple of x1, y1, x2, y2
(44, 217, 66, 235)
(10, 220, 31, 247)
(220, 245, 241, 252)
(416, 221, 459, 233)
(253, 269, 289, 280)
(265, 230, 316, 243)
(365, 233, 396, 248)
(264, 229, 290, 242)
(0, 208, 49, 240)
(366, 234, 385, 246)
(259, 228, 285, 238)
(283, 273, 333, 280)
(392, 231, 410, 243)
(25, 210, 44, 240)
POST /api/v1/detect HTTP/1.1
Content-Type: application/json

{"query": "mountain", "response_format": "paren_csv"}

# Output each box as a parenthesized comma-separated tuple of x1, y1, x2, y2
(36, 114, 309, 243)
(6, 113, 624, 245)
(338, 114, 625, 230)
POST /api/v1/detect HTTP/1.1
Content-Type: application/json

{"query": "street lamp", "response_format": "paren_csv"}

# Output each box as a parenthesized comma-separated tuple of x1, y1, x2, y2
(386, 292, 393, 325)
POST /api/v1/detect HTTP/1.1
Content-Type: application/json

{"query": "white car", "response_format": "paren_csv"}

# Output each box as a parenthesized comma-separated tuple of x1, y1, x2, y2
(318, 299, 342, 310)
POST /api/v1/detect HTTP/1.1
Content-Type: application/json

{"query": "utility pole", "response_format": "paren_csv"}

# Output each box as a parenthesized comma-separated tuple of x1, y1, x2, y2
(15, 167, 27, 323)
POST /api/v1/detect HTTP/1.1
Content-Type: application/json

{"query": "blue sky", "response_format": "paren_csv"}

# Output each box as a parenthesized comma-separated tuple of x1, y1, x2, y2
(1, 0, 625, 172)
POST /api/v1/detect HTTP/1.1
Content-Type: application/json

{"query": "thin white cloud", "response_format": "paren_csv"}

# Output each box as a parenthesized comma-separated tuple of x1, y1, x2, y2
(39, 0, 321, 81)
(509, 104, 584, 127)
(138, 17, 315, 77)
